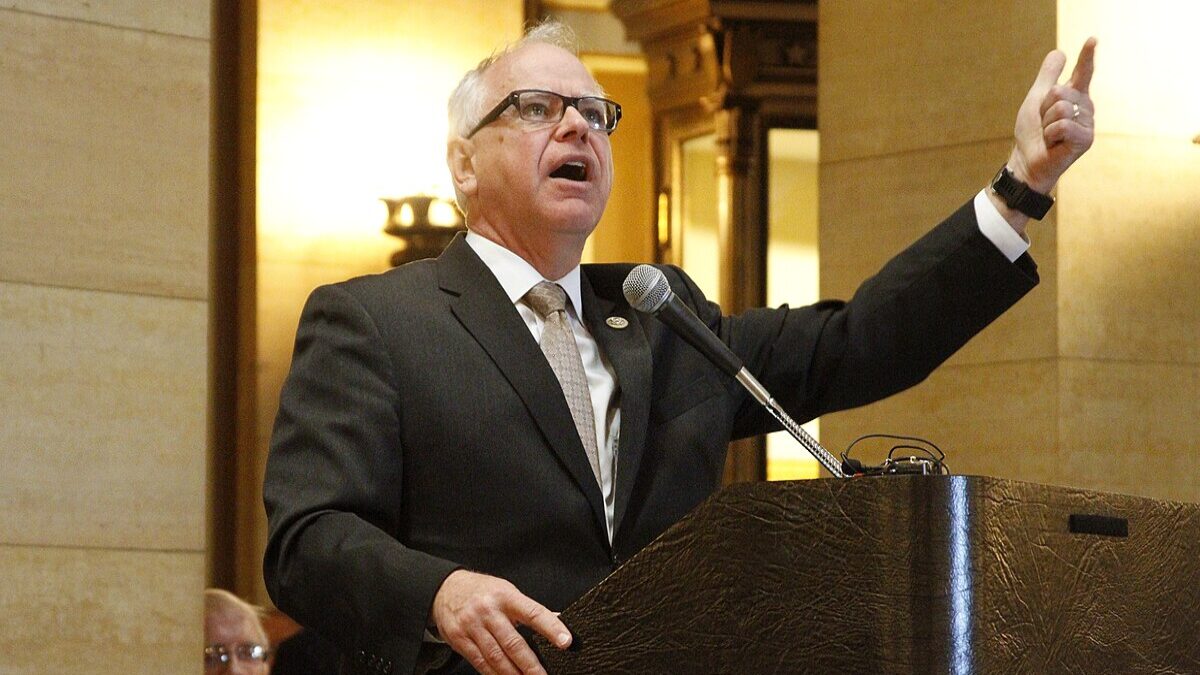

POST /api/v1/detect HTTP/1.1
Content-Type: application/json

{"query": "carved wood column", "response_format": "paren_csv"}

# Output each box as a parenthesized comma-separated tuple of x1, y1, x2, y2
(713, 104, 762, 326)
(614, 0, 817, 484)
(712, 103, 766, 483)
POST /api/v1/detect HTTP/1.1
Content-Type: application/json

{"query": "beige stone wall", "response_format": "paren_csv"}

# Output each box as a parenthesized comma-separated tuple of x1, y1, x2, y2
(819, 2, 1199, 503)
(0, 2, 210, 672)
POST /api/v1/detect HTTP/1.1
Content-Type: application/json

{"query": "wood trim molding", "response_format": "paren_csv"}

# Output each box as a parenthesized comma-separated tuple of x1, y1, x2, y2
(613, 0, 817, 485)
(208, 0, 259, 598)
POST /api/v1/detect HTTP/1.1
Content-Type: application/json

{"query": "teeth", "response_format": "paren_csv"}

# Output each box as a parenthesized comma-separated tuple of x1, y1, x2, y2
(551, 161, 588, 181)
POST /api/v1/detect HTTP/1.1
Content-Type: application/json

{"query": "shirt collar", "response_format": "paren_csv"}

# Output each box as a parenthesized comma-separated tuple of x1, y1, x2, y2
(464, 231, 584, 316)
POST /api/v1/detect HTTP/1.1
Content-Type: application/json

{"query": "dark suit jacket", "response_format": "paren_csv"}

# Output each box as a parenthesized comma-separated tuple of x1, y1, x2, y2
(263, 200, 1038, 675)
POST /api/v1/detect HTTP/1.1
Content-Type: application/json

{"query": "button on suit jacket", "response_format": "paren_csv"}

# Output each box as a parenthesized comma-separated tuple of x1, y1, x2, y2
(263, 200, 1038, 675)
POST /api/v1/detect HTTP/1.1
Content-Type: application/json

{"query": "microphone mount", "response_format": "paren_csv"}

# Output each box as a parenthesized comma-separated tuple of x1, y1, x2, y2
(839, 434, 949, 476)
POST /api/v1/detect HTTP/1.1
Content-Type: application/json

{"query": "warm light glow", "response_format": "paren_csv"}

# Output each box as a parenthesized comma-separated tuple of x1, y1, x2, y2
(256, 1, 523, 265)
(765, 129, 821, 480)
(766, 456, 822, 481)
(1059, 2, 1200, 142)
(656, 192, 670, 247)
(679, 134, 720, 302)
(427, 199, 460, 227)
(397, 202, 415, 227)
(258, 44, 464, 249)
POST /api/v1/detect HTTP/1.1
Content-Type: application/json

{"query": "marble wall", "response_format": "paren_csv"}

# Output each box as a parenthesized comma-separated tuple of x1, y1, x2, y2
(0, 1, 211, 671)
(818, 1, 1199, 503)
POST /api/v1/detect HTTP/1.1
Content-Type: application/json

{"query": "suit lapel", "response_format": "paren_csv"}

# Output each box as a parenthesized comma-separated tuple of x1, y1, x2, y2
(437, 237, 607, 535)
(580, 269, 652, 540)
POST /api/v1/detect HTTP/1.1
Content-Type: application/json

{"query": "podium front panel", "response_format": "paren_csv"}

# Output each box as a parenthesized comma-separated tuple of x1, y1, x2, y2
(539, 476, 1200, 673)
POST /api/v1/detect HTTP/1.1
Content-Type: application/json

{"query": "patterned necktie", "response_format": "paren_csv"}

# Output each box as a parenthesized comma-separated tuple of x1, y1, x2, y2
(524, 281, 602, 487)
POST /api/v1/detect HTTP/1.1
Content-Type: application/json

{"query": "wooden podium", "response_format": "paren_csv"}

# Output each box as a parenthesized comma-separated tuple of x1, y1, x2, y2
(537, 476, 1200, 673)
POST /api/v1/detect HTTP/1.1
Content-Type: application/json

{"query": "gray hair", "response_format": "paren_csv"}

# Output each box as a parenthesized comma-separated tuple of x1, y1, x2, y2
(447, 19, 580, 140)
(204, 588, 269, 646)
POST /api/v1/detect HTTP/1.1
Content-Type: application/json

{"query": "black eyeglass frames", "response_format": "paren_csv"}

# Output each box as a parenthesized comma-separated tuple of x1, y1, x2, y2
(466, 89, 622, 138)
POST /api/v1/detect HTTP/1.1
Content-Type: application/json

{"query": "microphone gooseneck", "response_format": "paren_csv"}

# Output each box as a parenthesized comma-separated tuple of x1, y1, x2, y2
(622, 265, 846, 478)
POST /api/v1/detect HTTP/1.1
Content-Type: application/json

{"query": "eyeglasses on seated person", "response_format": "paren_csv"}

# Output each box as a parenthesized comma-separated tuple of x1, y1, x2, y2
(204, 642, 270, 670)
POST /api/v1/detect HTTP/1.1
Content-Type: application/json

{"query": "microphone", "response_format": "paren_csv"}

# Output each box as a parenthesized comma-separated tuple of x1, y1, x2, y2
(621, 265, 742, 377)
(622, 265, 846, 478)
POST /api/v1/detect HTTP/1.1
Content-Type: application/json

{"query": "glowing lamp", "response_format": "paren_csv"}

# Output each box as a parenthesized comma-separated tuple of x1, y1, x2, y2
(381, 194, 465, 266)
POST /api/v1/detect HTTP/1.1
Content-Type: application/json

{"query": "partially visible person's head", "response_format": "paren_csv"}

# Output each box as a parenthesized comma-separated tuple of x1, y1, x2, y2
(446, 20, 618, 265)
(204, 589, 271, 674)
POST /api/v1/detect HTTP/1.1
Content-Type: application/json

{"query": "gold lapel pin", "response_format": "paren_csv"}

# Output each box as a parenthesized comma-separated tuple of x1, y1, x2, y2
(605, 316, 629, 329)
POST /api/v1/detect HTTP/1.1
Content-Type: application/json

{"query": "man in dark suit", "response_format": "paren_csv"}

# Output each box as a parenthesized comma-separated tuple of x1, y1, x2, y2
(263, 20, 1097, 675)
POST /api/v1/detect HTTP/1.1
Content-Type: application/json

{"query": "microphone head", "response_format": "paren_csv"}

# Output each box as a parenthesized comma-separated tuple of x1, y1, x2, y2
(623, 264, 671, 313)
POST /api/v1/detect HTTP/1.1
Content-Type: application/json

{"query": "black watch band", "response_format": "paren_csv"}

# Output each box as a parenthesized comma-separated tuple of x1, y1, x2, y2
(990, 166, 1054, 220)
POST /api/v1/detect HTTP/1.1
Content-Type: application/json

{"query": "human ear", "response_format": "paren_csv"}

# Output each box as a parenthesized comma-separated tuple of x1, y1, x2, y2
(447, 138, 478, 198)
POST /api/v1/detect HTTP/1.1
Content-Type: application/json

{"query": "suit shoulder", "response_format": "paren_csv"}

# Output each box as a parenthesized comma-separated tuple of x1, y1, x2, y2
(313, 259, 438, 306)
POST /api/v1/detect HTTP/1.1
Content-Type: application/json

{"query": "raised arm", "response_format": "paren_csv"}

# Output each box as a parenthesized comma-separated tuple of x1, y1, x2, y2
(991, 38, 1097, 235)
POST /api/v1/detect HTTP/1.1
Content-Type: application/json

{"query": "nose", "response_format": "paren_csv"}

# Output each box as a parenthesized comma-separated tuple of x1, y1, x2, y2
(553, 104, 591, 141)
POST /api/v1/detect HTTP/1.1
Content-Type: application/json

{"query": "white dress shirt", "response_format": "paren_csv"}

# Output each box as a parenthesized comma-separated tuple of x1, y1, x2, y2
(974, 189, 1031, 262)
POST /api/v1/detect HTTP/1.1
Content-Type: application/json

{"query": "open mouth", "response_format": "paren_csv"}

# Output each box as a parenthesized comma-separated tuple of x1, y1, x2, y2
(550, 161, 588, 182)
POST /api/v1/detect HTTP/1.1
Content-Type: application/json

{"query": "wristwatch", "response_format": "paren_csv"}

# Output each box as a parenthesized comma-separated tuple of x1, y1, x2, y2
(990, 166, 1054, 220)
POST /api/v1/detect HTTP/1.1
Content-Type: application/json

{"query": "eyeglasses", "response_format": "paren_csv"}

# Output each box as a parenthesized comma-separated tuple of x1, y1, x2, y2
(466, 89, 622, 138)
(204, 643, 270, 669)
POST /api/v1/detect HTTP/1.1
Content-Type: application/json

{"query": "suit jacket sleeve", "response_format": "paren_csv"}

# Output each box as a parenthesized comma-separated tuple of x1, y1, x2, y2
(263, 283, 460, 675)
(674, 199, 1039, 437)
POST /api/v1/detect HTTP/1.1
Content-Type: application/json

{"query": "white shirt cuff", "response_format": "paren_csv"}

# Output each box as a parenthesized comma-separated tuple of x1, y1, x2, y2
(973, 189, 1031, 263)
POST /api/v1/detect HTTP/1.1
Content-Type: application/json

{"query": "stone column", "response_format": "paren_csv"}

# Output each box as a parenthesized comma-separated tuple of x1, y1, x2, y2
(0, 2, 211, 670)
(818, 1, 1200, 503)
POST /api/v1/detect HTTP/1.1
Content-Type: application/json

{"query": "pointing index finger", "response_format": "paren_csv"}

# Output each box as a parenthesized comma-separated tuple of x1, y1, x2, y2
(1068, 37, 1097, 94)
